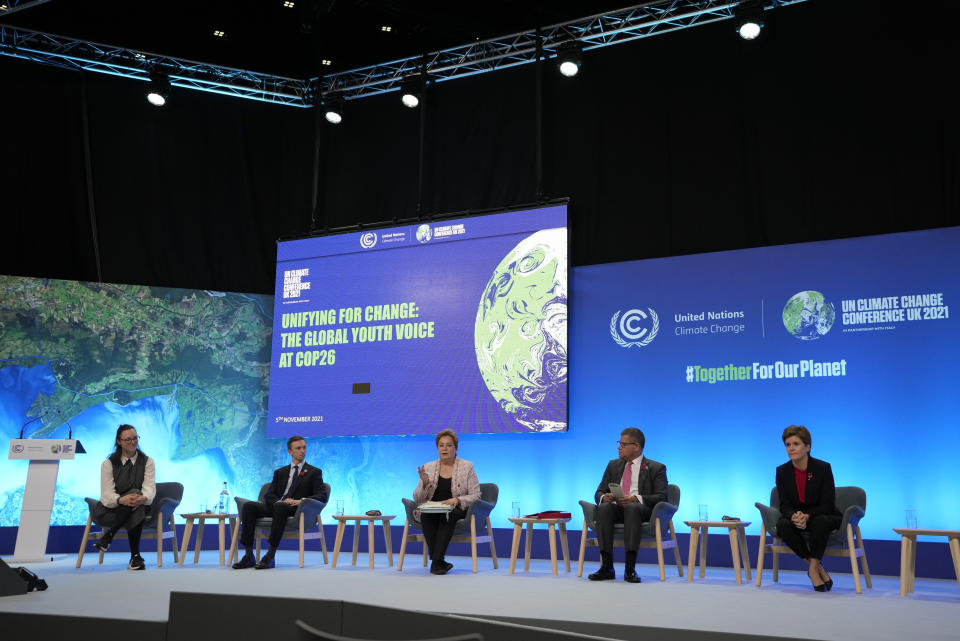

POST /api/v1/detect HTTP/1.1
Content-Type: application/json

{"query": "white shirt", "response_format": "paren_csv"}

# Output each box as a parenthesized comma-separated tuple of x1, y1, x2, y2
(99, 454, 156, 508)
(623, 454, 645, 505)
(279, 461, 305, 500)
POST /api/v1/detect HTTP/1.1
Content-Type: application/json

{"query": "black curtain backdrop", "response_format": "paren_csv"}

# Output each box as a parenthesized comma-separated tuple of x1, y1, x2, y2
(2, 0, 957, 294)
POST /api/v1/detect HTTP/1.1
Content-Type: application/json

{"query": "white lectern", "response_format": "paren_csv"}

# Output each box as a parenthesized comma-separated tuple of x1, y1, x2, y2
(7, 438, 85, 563)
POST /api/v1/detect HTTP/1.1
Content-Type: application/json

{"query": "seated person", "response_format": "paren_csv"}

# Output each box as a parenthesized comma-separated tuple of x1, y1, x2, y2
(775, 424, 842, 592)
(232, 435, 328, 569)
(588, 427, 667, 584)
(92, 424, 155, 571)
(413, 429, 480, 575)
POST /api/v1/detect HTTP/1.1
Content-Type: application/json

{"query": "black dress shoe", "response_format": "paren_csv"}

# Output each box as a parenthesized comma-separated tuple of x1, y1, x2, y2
(824, 579, 834, 592)
(232, 553, 256, 569)
(623, 569, 642, 583)
(255, 556, 275, 569)
(430, 560, 451, 575)
(588, 567, 616, 581)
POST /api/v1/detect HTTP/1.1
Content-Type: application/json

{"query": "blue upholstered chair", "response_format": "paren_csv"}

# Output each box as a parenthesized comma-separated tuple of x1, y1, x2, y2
(577, 483, 684, 581)
(755, 485, 872, 593)
(76, 481, 183, 568)
(397, 482, 499, 573)
(227, 481, 330, 568)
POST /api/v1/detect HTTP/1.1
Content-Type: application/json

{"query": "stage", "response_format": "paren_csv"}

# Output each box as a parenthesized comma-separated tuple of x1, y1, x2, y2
(1, 550, 958, 641)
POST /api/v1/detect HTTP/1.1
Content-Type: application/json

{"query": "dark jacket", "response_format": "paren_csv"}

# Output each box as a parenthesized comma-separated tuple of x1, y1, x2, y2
(775, 456, 841, 519)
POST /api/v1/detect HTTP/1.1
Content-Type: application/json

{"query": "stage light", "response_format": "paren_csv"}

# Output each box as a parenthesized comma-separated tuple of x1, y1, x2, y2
(321, 59, 332, 66)
(283, 1, 295, 7)
(381, 25, 392, 32)
(145, 73, 170, 107)
(556, 41, 582, 78)
(400, 75, 425, 108)
(734, 0, 764, 40)
(323, 95, 344, 124)
(213, 29, 226, 38)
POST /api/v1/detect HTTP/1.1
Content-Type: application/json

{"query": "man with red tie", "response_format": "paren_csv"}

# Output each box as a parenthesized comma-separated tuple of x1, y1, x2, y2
(232, 436, 328, 569)
(588, 427, 668, 584)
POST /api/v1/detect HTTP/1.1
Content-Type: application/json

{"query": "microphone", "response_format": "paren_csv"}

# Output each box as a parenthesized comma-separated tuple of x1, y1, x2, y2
(58, 409, 74, 440)
(19, 411, 49, 439)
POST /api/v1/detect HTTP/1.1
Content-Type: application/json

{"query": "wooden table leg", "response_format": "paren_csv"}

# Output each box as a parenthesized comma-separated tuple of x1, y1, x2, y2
(218, 519, 227, 566)
(382, 519, 394, 567)
(509, 523, 521, 574)
(524, 522, 534, 572)
(728, 527, 742, 584)
(227, 516, 241, 566)
(899, 534, 909, 597)
(686, 526, 698, 582)
(368, 519, 375, 569)
(179, 518, 194, 568)
(948, 536, 960, 592)
(227, 517, 236, 566)
(351, 520, 360, 566)
(194, 519, 205, 564)
(699, 526, 708, 579)
(914, 535, 921, 593)
(558, 522, 571, 573)
(548, 523, 558, 576)
(738, 526, 752, 581)
(331, 520, 345, 568)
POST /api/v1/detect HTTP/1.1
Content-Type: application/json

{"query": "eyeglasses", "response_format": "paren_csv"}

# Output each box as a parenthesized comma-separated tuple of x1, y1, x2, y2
(119, 436, 139, 443)
(616, 440, 639, 448)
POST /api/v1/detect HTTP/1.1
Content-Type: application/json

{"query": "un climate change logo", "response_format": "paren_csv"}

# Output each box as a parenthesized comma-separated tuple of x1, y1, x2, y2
(416, 224, 432, 244)
(360, 232, 377, 249)
(610, 308, 659, 348)
(782, 290, 835, 340)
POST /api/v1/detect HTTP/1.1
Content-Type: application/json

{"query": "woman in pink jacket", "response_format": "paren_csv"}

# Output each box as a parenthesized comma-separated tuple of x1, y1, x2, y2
(413, 429, 481, 574)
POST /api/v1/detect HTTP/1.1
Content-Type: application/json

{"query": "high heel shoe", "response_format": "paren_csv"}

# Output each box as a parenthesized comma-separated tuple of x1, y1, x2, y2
(808, 567, 826, 592)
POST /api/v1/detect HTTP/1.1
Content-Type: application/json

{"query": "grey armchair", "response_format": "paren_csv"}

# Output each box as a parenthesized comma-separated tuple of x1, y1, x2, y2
(76, 481, 183, 568)
(227, 481, 330, 568)
(577, 483, 683, 581)
(397, 482, 499, 573)
(755, 485, 871, 593)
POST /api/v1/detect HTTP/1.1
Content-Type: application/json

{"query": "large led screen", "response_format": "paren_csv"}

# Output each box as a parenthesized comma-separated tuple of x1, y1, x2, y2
(267, 206, 569, 437)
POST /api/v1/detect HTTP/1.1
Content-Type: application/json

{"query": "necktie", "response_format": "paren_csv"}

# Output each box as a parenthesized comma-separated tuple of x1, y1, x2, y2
(283, 465, 299, 499)
(621, 460, 633, 497)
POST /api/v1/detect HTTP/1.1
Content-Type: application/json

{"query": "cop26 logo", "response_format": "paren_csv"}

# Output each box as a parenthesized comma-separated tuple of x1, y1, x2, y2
(610, 308, 659, 347)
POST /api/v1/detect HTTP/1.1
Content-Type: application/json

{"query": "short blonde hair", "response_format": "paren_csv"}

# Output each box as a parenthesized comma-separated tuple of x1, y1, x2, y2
(435, 429, 459, 448)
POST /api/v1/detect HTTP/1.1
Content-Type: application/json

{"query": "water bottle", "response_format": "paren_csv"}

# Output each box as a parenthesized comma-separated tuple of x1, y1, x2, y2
(218, 481, 230, 513)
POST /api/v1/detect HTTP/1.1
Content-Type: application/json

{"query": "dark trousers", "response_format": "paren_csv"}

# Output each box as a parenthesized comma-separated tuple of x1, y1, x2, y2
(595, 500, 652, 563)
(420, 507, 466, 562)
(240, 501, 295, 550)
(777, 514, 842, 560)
(99, 505, 145, 554)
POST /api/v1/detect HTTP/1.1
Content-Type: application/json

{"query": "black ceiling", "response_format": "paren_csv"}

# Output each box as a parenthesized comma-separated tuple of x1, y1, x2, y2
(2, 0, 630, 79)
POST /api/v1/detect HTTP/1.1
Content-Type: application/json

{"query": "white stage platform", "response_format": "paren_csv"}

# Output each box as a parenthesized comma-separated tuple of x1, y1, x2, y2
(1, 551, 958, 641)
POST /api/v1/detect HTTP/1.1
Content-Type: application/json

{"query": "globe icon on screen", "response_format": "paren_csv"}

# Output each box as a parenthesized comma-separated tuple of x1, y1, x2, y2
(782, 290, 835, 340)
(416, 224, 432, 243)
(474, 229, 568, 432)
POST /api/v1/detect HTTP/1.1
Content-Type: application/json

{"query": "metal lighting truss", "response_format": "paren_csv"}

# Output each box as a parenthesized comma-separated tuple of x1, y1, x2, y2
(0, 0, 806, 108)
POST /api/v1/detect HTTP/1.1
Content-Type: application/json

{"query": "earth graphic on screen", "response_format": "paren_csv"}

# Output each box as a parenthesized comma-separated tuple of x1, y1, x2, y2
(416, 224, 432, 243)
(474, 228, 568, 431)
(782, 290, 835, 340)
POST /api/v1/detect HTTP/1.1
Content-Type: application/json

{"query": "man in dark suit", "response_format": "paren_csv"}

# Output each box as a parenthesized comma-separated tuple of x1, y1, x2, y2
(588, 427, 667, 583)
(232, 435, 329, 569)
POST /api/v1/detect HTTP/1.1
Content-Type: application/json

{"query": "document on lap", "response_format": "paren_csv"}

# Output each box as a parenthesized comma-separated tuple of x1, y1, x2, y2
(418, 501, 454, 512)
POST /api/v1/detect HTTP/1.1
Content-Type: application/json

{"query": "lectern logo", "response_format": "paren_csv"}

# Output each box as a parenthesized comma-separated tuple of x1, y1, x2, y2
(610, 308, 660, 348)
(12, 444, 24, 454)
(50, 444, 61, 454)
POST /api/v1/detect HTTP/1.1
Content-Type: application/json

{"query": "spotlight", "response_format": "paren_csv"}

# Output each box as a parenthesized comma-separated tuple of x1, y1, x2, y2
(145, 73, 170, 107)
(556, 41, 582, 78)
(400, 75, 425, 108)
(323, 94, 344, 124)
(734, 0, 764, 41)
